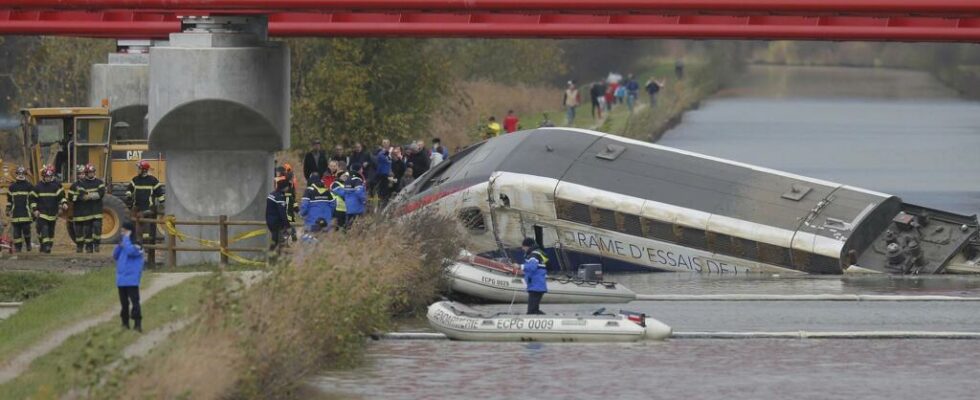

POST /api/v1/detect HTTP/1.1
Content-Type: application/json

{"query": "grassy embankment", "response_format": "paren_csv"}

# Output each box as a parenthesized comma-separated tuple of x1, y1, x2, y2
(446, 58, 739, 145)
(0, 275, 206, 400)
(0, 268, 135, 363)
(77, 215, 460, 399)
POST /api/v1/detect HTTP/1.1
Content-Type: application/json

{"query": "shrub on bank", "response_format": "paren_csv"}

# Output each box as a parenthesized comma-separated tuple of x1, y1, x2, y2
(107, 213, 462, 399)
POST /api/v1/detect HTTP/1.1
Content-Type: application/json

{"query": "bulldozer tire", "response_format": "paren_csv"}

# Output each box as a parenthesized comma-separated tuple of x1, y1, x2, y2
(100, 195, 128, 244)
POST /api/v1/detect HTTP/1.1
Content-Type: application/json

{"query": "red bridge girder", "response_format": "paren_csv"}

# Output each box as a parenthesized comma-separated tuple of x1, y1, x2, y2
(2, 1, 980, 41)
(2, 1, 980, 16)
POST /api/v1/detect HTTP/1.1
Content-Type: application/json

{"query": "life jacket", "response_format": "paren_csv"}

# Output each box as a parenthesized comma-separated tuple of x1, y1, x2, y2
(529, 248, 550, 266)
(330, 179, 347, 213)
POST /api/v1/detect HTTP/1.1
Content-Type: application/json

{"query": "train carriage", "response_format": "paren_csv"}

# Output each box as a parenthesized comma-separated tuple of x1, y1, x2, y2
(392, 128, 979, 275)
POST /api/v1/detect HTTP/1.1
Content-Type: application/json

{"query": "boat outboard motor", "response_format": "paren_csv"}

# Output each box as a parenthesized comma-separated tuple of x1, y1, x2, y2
(578, 264, 603, 281)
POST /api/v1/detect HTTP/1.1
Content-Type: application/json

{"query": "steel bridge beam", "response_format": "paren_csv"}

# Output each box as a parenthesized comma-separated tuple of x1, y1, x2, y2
(2, 10, 980, 42)
(2, 1, 980, 16)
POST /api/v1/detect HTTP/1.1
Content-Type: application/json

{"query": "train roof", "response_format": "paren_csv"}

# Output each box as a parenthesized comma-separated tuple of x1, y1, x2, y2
(424, 128, 895, 236)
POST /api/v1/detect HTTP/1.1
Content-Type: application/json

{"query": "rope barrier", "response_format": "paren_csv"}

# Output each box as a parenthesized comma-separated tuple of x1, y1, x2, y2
(161, 215, 267, 266)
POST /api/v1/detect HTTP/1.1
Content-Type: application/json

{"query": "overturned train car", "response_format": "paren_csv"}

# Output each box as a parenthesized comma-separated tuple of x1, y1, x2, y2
(392, 128, 980, 275)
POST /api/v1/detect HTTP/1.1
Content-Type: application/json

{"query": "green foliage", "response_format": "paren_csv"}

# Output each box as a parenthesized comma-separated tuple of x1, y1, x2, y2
(289, 38, 454, 149)
(0, 271, 65, 302)
(431, 39, 567, 85)
(7, 37, 113, 110)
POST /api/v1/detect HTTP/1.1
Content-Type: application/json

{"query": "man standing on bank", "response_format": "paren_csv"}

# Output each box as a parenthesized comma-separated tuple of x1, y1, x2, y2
(114, 221, 144, 332)
(521, 238, 549, 315)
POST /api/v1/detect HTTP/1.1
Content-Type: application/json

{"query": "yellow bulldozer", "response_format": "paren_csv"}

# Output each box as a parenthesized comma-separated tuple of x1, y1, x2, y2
(1, 107, 165, 244)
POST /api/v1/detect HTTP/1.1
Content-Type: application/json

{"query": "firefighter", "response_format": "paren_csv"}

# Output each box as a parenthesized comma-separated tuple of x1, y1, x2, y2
(126, 160, 165, 244)
(32, 166, 67, 253)
(282, 163, 299, 241)
(6, 166, 35, 252)
(266, 178, 291, 257)
(70, 164, 105, 253)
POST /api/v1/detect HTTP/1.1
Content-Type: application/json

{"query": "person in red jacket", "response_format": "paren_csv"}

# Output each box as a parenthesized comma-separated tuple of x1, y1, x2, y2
(503, 110, 520, 133)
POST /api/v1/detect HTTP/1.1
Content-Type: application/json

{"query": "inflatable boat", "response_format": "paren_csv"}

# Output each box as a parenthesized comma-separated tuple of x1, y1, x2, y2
(448, 253, 637, 304)
(427, 301, 671, 342)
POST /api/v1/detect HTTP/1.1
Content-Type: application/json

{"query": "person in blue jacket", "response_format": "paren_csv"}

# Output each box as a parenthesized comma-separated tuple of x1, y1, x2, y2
(521, 238, 549, 315)
(266, 179, 291, 255)
(374, 144, 393, 205)
(299, 172, 337, 233)
(334, 176, 367, 230)
(114, 221, 145, 332)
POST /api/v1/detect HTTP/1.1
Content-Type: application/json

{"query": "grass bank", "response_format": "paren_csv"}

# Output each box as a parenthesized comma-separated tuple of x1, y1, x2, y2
(0, 268, 131, 362)
(0, 272, 65, 302)
(0, 275, 206, 400)
(98, 214, 460, 399)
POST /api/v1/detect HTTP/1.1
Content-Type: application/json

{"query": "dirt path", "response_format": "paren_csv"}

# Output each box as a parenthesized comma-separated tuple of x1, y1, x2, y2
(0, 272, 207, 385)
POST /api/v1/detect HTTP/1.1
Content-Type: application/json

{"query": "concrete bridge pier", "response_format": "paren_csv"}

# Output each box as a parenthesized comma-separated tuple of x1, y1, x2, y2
(89, 40, 155, 141)
(148, 16, 289, 265)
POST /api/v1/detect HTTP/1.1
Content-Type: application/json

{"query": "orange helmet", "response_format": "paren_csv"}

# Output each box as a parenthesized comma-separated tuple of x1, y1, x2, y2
(283, 163, 293, 173)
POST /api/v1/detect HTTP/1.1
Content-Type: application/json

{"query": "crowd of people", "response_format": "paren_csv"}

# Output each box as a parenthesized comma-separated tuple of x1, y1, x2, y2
(265, 137, 452, 254)
(480, 71, 669, 133)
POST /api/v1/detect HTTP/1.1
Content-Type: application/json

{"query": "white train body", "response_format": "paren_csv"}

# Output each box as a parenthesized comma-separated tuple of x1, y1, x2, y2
(392, 128, 978, 275)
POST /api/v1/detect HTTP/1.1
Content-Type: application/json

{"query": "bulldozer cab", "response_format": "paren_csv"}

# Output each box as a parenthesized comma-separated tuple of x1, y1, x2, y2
(21, 107, 111, 184)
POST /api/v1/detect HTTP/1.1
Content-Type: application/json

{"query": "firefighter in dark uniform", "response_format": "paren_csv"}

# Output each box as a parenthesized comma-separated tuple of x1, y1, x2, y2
(126, 160, 165, 244)
(266, 177, 291, 257)
(6, 166, 35, 252)
(276, 165, 299, 242)
(70, 164, 105, 253)
(32, 166, 67, 253)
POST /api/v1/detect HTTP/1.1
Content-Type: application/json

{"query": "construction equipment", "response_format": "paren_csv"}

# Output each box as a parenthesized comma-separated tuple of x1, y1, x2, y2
(2, 107, 166, 244)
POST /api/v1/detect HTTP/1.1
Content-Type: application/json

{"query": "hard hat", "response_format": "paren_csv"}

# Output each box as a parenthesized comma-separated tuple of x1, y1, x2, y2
(84, 164, 96, 173)
(41, 168, 55, 178)
(15, 166, 26, 179)
(137, 160, 152, 171)
(283, 163, 293, 173)
(76, 165, 85, 173)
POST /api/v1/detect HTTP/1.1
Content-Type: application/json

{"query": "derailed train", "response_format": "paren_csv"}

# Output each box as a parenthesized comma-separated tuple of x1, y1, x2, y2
(392, 128, 980, 275)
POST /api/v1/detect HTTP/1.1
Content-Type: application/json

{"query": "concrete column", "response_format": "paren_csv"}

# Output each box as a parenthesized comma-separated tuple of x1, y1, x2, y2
(90, 46, 150, 139)
(148, 18, 289, 265)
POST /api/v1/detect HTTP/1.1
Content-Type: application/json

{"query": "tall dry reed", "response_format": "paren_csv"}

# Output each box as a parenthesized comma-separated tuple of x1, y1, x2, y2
(106, 213, 462, 400)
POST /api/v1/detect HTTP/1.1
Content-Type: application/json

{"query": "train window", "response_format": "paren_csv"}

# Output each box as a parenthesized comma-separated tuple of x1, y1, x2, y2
(642, 218, 675, 243)
(591, 207, 618, 231)
(555, 198, 591, 225)
(758, 242, 790, 266)
(618, 213, 643, 236)
(732, 237, 759, 260)
(677, 225, 707, 250)
(707, 232, 736, 256)
(457, 208, 487, 233)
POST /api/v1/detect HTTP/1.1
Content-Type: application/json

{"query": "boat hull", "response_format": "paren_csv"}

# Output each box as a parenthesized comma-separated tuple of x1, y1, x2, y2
(447, 260, 637, 304)
(427, 301, 671, 342)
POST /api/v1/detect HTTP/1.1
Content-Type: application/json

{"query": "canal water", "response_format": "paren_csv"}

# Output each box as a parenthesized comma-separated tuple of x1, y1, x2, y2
(310, 65, 980, 399)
